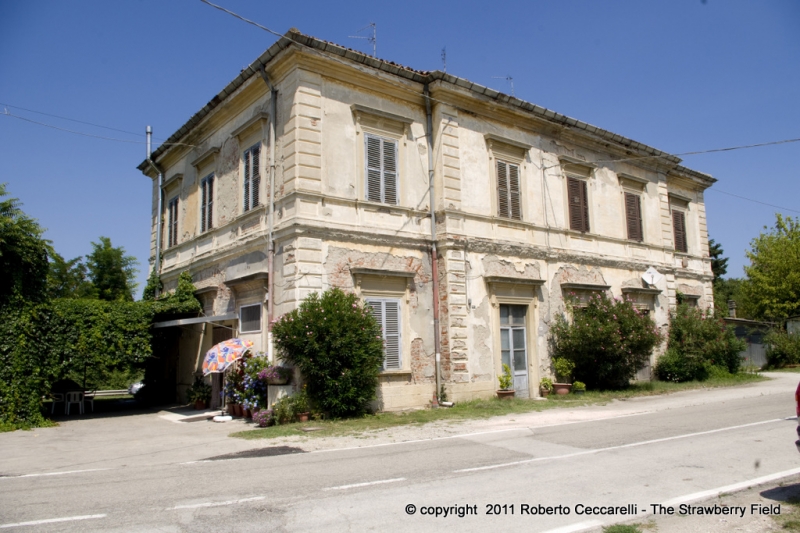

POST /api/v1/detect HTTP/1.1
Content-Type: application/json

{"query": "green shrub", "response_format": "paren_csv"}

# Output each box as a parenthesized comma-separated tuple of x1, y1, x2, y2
(655, 305, 746, 382)
(550, 293, 663, 390)
(272, 288, 384, 418)
(765, 329, 800, 368)
(553, 357, 575, 382)
(498, 364, 513, 390)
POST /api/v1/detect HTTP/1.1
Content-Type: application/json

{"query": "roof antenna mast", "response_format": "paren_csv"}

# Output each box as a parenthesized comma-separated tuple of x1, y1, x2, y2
(441, 47, 446, 73)
(349, 22, 376, 57)
(492, 75, 515, 97)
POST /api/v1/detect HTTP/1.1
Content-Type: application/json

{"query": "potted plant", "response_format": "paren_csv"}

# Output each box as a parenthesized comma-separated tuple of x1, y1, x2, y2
(259, 365, 293, 386)
(293, 386, 311, 421)
(539, 377, 553, 398)
(187, 377, 212, 409)
(252, 408, 274, 428)
(496, 364, 515, 399)
(572, 381, 586, 395)
(552, 357, 574, 395)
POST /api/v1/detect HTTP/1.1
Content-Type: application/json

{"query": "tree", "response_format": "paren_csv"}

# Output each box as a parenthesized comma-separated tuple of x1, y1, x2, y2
(740, 214, 800, 321)
(709, 238, 728, 280)
(0, 183, 51, 309)
(708, 238, 745, 317)
(47, 252, 95, 299)
(86, 236, 138, 301)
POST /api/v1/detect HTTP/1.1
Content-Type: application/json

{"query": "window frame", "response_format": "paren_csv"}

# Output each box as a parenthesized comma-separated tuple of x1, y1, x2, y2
(167, 196, 179, 248)
(200, 173, 214, 233)
(243, 143, 261, 213)
(364, 297, 402, 371)
(238, 303, 262, 333)
(364, 133, 399, 205)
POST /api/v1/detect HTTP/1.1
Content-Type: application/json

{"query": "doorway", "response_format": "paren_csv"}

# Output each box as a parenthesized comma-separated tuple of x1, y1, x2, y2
(500, 304, 529, 398)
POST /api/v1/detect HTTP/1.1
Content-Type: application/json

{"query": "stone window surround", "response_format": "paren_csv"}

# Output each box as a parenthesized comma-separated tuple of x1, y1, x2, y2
(485, 134, 530, 222)
(618, 173, 648, 243)
(669, 192, 692, 254)
(559, 156, 596, 235)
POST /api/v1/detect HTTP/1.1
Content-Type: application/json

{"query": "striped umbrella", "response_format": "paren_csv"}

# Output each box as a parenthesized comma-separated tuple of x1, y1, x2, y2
(202, 338, 254, 375)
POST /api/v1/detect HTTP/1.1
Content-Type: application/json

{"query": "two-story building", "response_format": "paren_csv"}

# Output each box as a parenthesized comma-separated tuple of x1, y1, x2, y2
(139, 29, 715, 408)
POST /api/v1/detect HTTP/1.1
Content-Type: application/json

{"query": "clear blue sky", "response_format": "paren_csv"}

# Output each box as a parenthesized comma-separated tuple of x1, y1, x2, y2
(1, 0, 798, 297)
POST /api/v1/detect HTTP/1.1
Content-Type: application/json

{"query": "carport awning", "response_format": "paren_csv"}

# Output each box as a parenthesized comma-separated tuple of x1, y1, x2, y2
(152, 313, 238, 329)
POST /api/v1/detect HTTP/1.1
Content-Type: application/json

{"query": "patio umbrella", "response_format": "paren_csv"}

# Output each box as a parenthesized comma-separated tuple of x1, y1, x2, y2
(202, 338, 254, 376)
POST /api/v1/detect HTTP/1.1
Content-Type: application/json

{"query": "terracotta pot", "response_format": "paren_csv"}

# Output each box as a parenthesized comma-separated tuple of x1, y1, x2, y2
(234, 404, 243, 417)
(553, 383, 572, 395)
(296, 412, 310, 422)
(496, 389, 515, 400)
(227, 404, 235, 415)
(244, 408, 252, 419)
(194, 400, 206, 410)
(540, 388, 551, 398)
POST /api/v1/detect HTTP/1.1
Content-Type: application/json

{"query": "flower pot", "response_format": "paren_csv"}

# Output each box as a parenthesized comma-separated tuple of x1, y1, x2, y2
(227, 404, 235, 415)
(296, 412, 310, 422)
(553, 383, 572, 395)
(573, 389, 585, 395)
(244, 408, 252, 419)
(496, 389, 515, 400)
(234, 404, 243, 417)
(540, 388, 551, 398)
(194, 400, 207, 410)
(267, 376, 290, 386)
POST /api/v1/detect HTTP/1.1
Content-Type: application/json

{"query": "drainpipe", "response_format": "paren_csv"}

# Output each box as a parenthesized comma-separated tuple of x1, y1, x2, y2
(259, 66, 278, 362)
(146, 125, 163, 297)
(425, 84, 442, 402)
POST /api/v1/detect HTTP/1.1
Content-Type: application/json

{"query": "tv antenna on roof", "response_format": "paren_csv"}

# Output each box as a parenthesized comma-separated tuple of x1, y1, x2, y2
(349, 22, 377, 57)
(441, 47, 447, 72)
(492, 75, 515, 97)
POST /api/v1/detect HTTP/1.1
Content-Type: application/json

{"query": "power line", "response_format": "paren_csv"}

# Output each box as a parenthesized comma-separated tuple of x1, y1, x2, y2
(0, 102, 144, 138)
(598, 137, 800, 164)
(707, 188, 800, 215)
(199, 0, 286, 39)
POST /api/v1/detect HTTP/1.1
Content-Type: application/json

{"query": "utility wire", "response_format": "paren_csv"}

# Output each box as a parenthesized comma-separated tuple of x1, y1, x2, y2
(0, 102, 145, 138)
(706, 188, 800, 215)
(199, 0, 286, 39)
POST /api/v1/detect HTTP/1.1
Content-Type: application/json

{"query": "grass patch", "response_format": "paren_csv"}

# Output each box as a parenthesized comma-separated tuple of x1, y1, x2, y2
(765, 366, 800, 373)
(231, 372, 767, 440)
(602, 525, 643, 533)
(0, 418, 57, 432)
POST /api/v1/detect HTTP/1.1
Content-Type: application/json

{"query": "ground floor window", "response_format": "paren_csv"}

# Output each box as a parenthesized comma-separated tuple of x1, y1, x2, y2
(365, 298, 402, 370)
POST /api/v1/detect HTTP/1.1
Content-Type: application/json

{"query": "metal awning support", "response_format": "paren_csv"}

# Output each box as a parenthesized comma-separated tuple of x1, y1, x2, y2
(152, 313, 238, 329)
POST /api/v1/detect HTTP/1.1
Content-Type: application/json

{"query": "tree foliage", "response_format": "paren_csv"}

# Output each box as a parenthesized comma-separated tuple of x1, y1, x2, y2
(86, 236, 138, 301)
(709, 238, 728, 280)
(272, 288, 384, 418)
(47, 252, 95, 299)
(740, 214, 800, 321)
(0, 184, 51, 309)
(549, 294, 663, 390)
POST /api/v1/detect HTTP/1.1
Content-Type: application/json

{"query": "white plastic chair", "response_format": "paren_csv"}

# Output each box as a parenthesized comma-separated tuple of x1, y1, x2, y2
(65, 391, 84, 415)
(83, 391, 95, 413)
(50, 393, 64, 415)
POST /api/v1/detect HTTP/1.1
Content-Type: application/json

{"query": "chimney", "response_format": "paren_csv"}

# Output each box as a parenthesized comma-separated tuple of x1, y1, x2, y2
(727, 300, 737, 319)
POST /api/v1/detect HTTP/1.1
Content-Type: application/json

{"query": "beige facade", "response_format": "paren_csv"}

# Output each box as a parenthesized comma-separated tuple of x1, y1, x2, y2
(140, 30, 715, 408)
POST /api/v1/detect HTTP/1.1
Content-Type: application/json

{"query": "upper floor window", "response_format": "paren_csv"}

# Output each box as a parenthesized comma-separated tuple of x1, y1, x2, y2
(243, 144, 261, 212)
(496, 160, 521, 220)
(200, 174, 214, 233)
(567, 177, 590, 232)
(624, 192, 643, 242)
(167, 196, 179, 248)
(365, 133, 398, 205)
(365, 297, 402, 370)
(672, 209, 688, 253)
(239, 303, 262, 333)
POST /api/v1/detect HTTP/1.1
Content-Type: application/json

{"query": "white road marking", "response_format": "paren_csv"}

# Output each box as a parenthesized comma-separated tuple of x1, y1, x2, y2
(168, 496, 265, 510)
(540, 520, 604, 533)
(455, 417, 786, 472)
(323, 477, 406, 491)
(0, 514, 106, 529)
(663, 466, 800, 506)
(0, 468, 112, 479)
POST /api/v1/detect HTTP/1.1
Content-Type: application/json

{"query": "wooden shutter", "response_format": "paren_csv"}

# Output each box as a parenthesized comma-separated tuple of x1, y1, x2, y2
(365, 135, 382, 202)
(568, 177, 589, 232)
(672, 210, 687, 252)
(365, 298, 401, 370)
(624, 192, 642, 242)
(167, 197, 178, 247)
(383, 139, 398, 205)
(497, 161, 509, 218)
(251, 145, 260, 208)
(200, 180, 207, 233)
(243, 149, 251, 212)
(508, 163, 521, 220)
(207, 176, 214, 231)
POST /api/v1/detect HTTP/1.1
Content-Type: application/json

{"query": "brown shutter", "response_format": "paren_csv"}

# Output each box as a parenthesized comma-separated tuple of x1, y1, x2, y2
(508, 163, 521, 220)
(672, 210, 687, 252)
(243, 150, 251, 212)
(200, 180, 207, 233)
(251, 145, 260, 208)
(568, 177, 589, 232)
(580, 180, 589, 232)
(497, 160, 509, 218)
(625, 192, 642, 242)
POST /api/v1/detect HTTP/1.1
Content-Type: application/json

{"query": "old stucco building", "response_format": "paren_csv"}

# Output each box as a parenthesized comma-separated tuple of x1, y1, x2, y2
(139, 30, 715, 408)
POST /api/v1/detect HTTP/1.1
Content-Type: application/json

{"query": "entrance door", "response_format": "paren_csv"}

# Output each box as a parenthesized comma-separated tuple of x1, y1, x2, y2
(500, 304, 528, 398)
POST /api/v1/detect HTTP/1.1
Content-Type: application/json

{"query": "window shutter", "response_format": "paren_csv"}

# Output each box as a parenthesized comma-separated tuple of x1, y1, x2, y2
(200, 181, 207, 233)
(243, 150, 251, 212)
(383, 139, 398, 205)
(672, 210, 687, 252)
(365, 135, 382, 203)
(497, 161, 509, 218)
(167, 197, 178, 247)
(251, 145, 260, 208)
(625, 192, 642, 242)
(568, 177, 589, 232)
(207, 176, 214, 231)
(508, 163, 521, 220)
(383, 300, 401, 369)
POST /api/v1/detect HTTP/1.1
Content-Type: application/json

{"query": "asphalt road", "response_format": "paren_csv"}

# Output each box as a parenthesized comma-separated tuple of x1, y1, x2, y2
(1, 377, 798, 532)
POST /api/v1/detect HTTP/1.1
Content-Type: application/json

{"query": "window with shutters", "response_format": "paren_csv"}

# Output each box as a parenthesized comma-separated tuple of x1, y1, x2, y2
(567, 177, 590, 232)
(200, 174, 214, 233)
(624, 192, 643, 242)
(496, 160, 521, 220)
(672, 209, 688, 253)
(239, 304, 262, 333)
(243, 143, 261, 212)
(364, 133, 398, 205)
(365, 298, 402, 370)
(167, 196, 179, 248)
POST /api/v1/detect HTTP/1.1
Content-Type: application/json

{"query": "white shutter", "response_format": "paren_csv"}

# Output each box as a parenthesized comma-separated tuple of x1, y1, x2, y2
(365, 135, 382, 202)
(365, 298, 402, 370)
(383, 140, 398, 205)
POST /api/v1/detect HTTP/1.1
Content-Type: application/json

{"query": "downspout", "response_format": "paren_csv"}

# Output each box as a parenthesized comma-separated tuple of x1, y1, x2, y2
(259, 66, 278, 362)
(146, 125, 163, 297)
(425, 84, 442, 402)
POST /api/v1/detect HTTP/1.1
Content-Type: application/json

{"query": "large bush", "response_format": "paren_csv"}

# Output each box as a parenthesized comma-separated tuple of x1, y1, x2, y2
(272, 288, 384, 418)
(765, 329, 800, 368)
(655, 305, 746, 382)
(550, 293, 663, 390)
